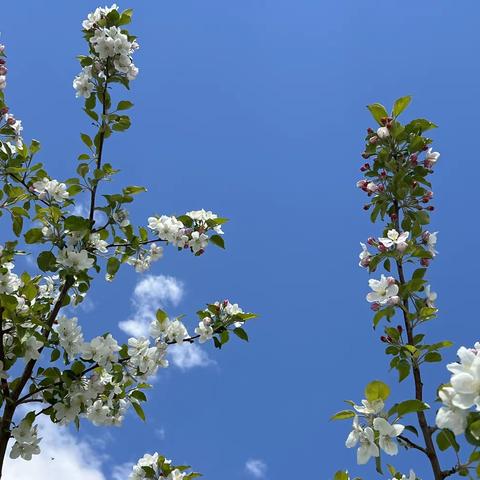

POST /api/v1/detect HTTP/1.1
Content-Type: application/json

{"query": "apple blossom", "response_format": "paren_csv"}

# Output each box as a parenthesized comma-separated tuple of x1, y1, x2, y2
(57, 248, 95, 271)
(378, 229, 409, 252)
(366, 275, 399, 306)
(373, 417, 404, 456)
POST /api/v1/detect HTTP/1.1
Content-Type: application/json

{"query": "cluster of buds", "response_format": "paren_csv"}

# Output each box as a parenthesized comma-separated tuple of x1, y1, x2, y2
(366, 117, 393, 145)
(0, 47, 6, 90)
(380, 325, 403, 344)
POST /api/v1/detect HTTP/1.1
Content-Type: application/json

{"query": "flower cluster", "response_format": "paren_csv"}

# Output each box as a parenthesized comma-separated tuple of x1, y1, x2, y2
(148, 209, 225, 255)
(73, 4, 139, 98)
(0, 46, 7, 91)
(436, 343, 480, 435)
(9, 418, 41, 461)
(129, 452, 194, 480)
(32, 178, 69, 203)
(346, 399, 405, 465)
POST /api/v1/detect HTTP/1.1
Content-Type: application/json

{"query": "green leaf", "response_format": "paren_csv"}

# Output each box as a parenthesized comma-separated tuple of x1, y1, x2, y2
(330, 410, 355, 421)
(130, 390, 147, 402)
(80, 133, 93, 148)
(156, 309, 168, 322)
(424, 352, 442, 363)
(365, 380, 390, 402)
(392, 96, 411, 117)
(132, 401, 146, 421)
(117, 100, 134, 111)
(24, 228, 44, 244)
(333, 472, 350, 480)
(107, 257, 120, 276)
(209, 234, 225, 249)
(37, 251, 57, 272)
(436, 429, 459, 452)
(367, 103, 389, 125)
(389, 399, 429, 417)
(233, 327, 248, 341)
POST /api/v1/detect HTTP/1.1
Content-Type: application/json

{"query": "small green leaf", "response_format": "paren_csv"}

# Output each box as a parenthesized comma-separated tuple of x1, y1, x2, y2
(209, 234, 225, 249)
(365, 380, 390, 402)
(132, 401, 146, 421)
(330, 410, 355, 421)
(392, 96, 411, 117)
(117, 100, 134, 111)
(367, 103, 389, 125)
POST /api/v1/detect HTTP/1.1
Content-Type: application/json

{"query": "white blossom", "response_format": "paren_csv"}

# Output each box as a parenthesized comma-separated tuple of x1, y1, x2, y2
(424, 285, 437, 308)
(194, 319, 213, 343)
(165, 320, 188, 344)
(358, 243, 372, 268)
(82, 333, 120, 370)
(353, 399, 384, 415)
(188, 231, 208, 254)
(58, 248, 94, 271)
(23, 335, 43, 362)
(345, 416, 379, 465)
(366, 275, 399, 306)
(373, 417, 404, 456)
(378, 229, 409, 252)
(56, 316, 84, 360)
(376, 126, 390, 139)
(423, 231, 438, 257)
(10, 419, 41, 461)
(435, 387, 468, 435)
(32, 178, 69, 202)
(73, 67, 94, 98)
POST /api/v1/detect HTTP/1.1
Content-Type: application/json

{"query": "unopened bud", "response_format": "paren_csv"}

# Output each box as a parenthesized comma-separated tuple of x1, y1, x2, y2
(0, 107, 8, 116)
(363, 204, 370, 211)
(361, 152, 370, 159)
(7, 116, 15, 125)
(371, 302, 381, 312)
(369, 135, 378, 144)
(367, 237, 376, 246)
(426, 206, 435, 211)
(367, 128, 373, 134)
(0, 59, 5, 66)
(380, 336, 388, 343)
(378, 244, 387, 253)
(390, 213, 398, 221)
(420, 258, 430, 267)
(0, 66, 7, 75)
(397, 325, 403, 334)
(377, 184, 385, 192)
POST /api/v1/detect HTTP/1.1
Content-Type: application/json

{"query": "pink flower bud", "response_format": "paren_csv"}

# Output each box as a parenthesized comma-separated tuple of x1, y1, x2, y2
(422, 232, 430, 243)
(371, 302, 380, 311)
(386, 277, 396, 286)
(369, 135, 378, 144)
(378, 244, 387, 253)
(0, 107, 8, 115)
(0, 66, 7, 75)
(6, 116, 15, 125)
(363, 204, 370, 211)
(367, 237, 376, 246)
(0, 59, 5, 65)
(420, 258, 430, 267)
(0, 45, 5, 54)
(427, 206, 435, 211)
(380, 336, 388, 343)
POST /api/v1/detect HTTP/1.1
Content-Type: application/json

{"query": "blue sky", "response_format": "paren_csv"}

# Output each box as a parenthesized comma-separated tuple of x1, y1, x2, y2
(2, 1, 480, 479)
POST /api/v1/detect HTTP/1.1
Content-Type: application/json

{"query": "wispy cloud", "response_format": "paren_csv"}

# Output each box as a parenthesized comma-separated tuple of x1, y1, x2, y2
(119, 274, 184, 338)
(245, 459, 267, 479)
(119, 275, 211, 369)
(4, 417, 105, 480)
(169, 343, 213, 370)
(112, 462, 134, 480)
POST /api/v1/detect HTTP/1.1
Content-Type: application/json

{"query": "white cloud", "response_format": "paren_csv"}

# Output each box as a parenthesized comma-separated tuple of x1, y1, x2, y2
(245, 459, 267, 479)
(4, 417, 106, 480)
(169, 343, 213, 370)
(112, 462, 134, 480)
(119, 275, 184, 337)
(154, 427, 166, 440)
(119, 275, 211, 369)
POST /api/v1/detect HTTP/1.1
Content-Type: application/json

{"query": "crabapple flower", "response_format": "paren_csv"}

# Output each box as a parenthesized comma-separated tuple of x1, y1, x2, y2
(188, 231, 208, 254)
(165, 320, 188, 344)
(32, 178, 69, 202)
(9, 419, 41, 461)
(372, 417, 404, 456)
(113, 208, 130, 227)
(73, 67, 94, 98)
(0, 268, 21, 294)
(377, 126, 390, 139)
(89, 233, 108, 253)
(353, 399, 384, 415)
(424, 285, 437, 308)
(82, 4, 118, 30)
(424, 148, 440, 168)
(56, 316, 84, 360)
(82, 333, 120, 370)
(358, 243, 372, 267)
(346, 416, 379, 465)
(366, 275, 399, 306)
(194, 318, 214, 343)
(435, 387, 468, 435)
(378, 229, 409, 252)
(23, 335, 43, 362)
(422, 231, 438, 257)
(58, 248, 94, 271)
(0, 75, 6, 90)
(443, 343, 480, 410)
